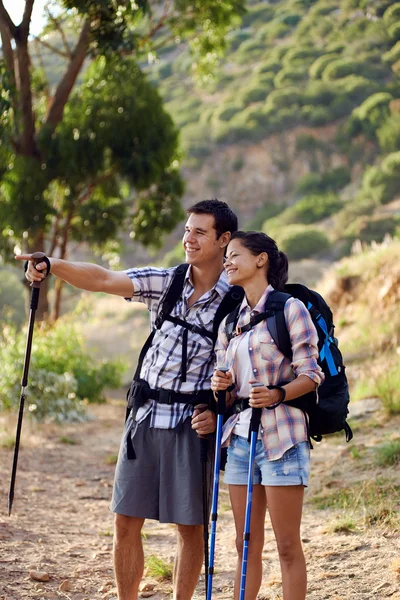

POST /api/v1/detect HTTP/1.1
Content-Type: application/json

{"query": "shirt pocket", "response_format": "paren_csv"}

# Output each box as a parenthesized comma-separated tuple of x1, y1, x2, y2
(258, 331, 281, 362)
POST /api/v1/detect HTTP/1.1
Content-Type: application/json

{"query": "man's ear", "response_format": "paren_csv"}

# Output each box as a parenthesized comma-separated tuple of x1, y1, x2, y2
(219, 231, 231, 248)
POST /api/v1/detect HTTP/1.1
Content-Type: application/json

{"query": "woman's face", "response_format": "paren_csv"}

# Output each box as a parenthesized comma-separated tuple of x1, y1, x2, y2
(225, 239, 266, 286)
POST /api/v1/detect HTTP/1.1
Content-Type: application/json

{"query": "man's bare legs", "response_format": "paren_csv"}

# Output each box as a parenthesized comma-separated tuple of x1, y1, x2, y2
(114, 514, 145, 600)
(173, 524, 204, 600)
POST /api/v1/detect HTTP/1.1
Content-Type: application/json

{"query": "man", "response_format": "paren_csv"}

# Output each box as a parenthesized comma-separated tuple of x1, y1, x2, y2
(20, 199, 239, 600)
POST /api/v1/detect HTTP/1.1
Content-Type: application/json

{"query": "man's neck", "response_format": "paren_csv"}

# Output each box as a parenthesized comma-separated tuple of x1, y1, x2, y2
(189, 261, 224, 293)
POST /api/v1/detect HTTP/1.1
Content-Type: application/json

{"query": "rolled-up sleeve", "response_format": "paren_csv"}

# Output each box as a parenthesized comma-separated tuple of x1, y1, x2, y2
(284, 297, 324, 386)
(123, 266, 171, 309)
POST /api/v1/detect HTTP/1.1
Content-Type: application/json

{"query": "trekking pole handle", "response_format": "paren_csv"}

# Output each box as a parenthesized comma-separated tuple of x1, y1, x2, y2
(249, 382, 263, 435)
(216, 367, 228, 415)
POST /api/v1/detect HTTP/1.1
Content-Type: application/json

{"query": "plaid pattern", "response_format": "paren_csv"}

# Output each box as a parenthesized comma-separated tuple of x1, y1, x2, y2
(124, 265, 230, 429)
(216, 284, 324, 460)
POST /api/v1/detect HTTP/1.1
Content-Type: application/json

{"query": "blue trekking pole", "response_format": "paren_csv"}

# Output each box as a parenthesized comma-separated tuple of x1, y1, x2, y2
(207, 369, 228, 600)
(239, 383, 263, 600)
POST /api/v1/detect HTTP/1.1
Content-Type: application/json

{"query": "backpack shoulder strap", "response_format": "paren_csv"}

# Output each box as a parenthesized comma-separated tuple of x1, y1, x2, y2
(265, 290, 292, 360)
(213, 286, 244, 339)
(158, 263, 189, 321)
(133, 263, 189, 381)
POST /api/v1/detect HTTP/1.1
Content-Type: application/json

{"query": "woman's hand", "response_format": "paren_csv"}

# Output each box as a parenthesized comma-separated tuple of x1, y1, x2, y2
(211, 369, 233, 392)
(249, 382, 283, 408)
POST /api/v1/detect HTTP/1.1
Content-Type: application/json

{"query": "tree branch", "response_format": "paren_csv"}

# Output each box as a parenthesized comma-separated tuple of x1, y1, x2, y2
(44, 19, 90, 131)
(0, 0, 17, 37)
(32, 34, 70, 59)
(15, 36, 37, 155)
(45, 8, 72, 59)
(21, 0, 35, 36)
(33, 38, 51, 99)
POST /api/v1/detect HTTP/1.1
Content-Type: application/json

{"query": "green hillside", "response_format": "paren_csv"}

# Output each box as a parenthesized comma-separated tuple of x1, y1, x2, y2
(144, 0, 400, 260)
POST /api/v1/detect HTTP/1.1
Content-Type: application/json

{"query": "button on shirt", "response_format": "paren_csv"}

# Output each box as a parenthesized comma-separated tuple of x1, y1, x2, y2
(215, 285, 324, 460)
(124, 265, 230, 429)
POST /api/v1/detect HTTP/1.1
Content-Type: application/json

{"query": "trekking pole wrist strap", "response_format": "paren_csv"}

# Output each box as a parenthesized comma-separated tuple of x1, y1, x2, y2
(266, 385, 286, 410)
(24, 255, 51, 279)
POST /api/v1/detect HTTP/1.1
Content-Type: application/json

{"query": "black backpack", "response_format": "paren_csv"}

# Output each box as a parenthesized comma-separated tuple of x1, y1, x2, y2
(225, 283, 353, 445)
(132, 263, 245, 384)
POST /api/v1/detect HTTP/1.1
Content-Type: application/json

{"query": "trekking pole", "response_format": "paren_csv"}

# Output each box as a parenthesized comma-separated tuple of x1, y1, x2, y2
(196, 403, 210, 597)
(207, 370, 228, 600)
(8, 252, 50, 516)
(239, 383, 263, 600)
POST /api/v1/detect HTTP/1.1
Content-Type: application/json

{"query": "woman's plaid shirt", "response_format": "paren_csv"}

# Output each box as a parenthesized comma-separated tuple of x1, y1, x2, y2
(124, 265, 230, 429)
(216, 284, 325, 460)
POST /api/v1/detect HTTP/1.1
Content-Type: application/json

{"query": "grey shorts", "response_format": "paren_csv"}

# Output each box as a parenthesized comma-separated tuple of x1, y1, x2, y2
(110, 414, 214, 525)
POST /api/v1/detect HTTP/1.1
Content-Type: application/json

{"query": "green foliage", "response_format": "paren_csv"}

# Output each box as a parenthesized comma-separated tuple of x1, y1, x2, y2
(383, 3, 400, 27)
(375, 439, 400, 466)
(0, 269, 26, 328)
(268, 225, 331, 259)
(382, 40, 400, 64)
(373, 363, 400, 415)
(309, 53, 339, 79)
(274, 66, 307, 88)
(295, 167, 351, 194)
(0, 320, 125, 420)
(284, 193, 344, 224)
(377, 113, 400, 152)
(163, 241, 185, 267)
(246, 202, 286, 230)
(360, 152, 400, 204)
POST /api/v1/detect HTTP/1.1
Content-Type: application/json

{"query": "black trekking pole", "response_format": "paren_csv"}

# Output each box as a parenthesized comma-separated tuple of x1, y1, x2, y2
(200, 435, 209, 597)
(8, 252, 50, 516)
(207, 376, 227, 600)
(239, 383, 263, 600)
(196, 403, 210, 597)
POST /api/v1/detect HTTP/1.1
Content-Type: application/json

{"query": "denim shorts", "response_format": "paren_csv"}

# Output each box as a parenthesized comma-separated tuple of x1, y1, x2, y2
(224, 434, 310, 487)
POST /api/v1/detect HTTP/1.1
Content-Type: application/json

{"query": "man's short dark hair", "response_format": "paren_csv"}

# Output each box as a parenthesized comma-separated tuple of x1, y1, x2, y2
(186, 199, 238, 239)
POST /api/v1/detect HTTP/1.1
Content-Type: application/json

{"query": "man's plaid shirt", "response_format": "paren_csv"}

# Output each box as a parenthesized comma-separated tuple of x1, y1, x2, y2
(216, 284, 325, 460)
(124, 264, 230, 429)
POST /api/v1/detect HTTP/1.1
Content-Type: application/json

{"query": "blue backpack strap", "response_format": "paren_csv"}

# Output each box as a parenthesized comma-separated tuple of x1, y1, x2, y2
(264, 290, 292, 359)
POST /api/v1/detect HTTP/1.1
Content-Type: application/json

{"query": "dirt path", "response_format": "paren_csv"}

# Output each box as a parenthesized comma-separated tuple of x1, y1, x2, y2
(0, 403, 399, 600)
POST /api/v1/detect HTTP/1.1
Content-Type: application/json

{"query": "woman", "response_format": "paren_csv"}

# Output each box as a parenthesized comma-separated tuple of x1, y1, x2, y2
(211, 231, 324, 600)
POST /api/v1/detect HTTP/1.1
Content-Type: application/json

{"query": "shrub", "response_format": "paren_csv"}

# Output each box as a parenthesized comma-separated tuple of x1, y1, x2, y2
(0, 320, 125, 420)
(281, 13, 302, 27)
(334, 76, 378, 105)
(274, 67, 307, 88)
(373, 362, 400, 415)
(246, 202, 287, 230)
(0, 269, 25, 328)
(255, 60, 282, 75)
(383, 41, 400, 64)
(241, 85, 270, 104)
(377, 113, 400, 152)
(352, 92, 394, 138)
(241, 3, 275, 28)
(309, 53, 340, 79)
(361, 153, 400, 204)
(383, 3, 400, 27)
(272, 225, 331, 260)
(302, 80, 337, 106)
(322, 59, 368, 81)
(214, 103, 243, 122)
(228, 30, 251, 51)
(301, 104, 333, 126)
(265, 87, 302, 110)
(278, 193, 344, 225)
(259, 20, 291, 42)
(296, 168, 351, 194)
(388, 22, 400, 42)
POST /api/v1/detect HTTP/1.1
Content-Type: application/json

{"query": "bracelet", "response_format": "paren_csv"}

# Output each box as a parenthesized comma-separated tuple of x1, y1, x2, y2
(266, 385, 286, 410)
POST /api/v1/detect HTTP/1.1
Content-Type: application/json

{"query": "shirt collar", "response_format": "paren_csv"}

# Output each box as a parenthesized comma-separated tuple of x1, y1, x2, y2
(185, 264, 229, 299)
(239, 284, 275, 315)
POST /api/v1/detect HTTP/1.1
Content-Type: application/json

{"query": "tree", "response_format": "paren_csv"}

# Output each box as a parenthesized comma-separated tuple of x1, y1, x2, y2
(0, 0, 245, 319)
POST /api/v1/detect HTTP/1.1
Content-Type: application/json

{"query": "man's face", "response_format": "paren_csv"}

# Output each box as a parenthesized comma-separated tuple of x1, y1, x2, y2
(182, 213, 225, 267)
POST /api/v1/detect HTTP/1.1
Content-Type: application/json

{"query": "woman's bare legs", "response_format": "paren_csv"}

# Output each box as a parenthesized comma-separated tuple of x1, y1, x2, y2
(229, 484, 267, 600)
(265, 486, 306, 600)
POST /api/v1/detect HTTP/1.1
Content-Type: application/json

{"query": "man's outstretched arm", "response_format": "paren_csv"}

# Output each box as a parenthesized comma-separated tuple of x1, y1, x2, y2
(16, 255, 134, 298)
